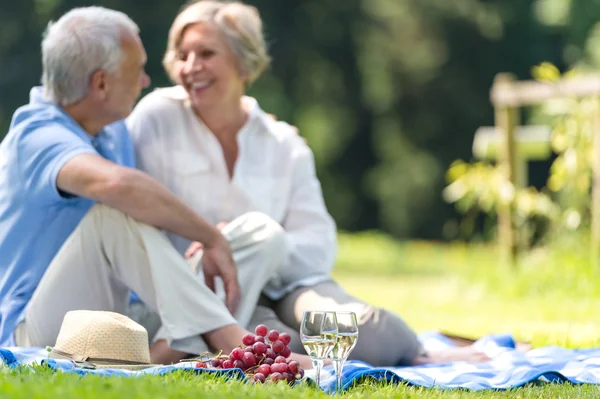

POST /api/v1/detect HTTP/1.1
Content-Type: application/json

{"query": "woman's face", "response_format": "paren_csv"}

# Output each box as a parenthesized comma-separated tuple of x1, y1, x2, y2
(174, 22, 246, 111)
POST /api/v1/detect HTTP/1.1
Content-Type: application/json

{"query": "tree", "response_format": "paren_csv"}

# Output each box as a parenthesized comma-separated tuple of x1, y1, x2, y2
(0, 0, 597, 239)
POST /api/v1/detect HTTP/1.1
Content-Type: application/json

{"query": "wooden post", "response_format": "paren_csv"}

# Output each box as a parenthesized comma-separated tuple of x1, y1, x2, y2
(492, 73, 518, 266)
(592, 97, 600, 268)
(488, 72, 600, 267)
(472, 125, 552, 253)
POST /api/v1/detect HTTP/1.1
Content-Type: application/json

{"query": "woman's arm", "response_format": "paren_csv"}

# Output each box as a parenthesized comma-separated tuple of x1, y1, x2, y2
(277, 137, 338, 287)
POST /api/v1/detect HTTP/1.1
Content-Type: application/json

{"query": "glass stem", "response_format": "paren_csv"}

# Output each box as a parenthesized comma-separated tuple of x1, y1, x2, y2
(333, 358, 346, 394)
(312, 358, 324, 390)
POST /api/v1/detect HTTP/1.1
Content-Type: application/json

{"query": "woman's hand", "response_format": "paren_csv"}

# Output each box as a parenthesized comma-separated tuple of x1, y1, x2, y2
(185, 222, 229, 259)
(185, 241, 204, 260)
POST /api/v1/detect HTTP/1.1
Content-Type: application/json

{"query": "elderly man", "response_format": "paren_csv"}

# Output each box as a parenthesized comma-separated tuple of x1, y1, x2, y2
(0, 6, 305, 366)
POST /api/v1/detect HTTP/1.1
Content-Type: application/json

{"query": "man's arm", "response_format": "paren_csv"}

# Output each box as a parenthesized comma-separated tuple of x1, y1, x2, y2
(56, 153, 240, 313)
(57, 153, 217, 244)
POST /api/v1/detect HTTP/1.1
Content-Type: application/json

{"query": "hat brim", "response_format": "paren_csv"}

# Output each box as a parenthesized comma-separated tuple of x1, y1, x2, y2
(92, 363, 161, 371)
(49, 348, 160, 371)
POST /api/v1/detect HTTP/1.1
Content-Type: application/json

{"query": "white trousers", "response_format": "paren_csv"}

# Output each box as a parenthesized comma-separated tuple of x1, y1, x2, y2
(16, 204, 285, 355)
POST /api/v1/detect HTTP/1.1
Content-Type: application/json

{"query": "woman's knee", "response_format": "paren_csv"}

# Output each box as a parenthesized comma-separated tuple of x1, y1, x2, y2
(232, 212, 286, 270)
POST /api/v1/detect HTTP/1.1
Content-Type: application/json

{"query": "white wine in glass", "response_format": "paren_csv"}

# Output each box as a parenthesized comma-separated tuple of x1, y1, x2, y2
(330, 311, 359, 394)
(302, 336, 337, 359)
(300, 311, 338, 390)
(331, 332, 358, 360)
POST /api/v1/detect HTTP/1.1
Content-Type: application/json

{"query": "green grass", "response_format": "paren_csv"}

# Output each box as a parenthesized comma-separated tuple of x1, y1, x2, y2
(3, 231, 600, 398)
(7, 367, 600, 399)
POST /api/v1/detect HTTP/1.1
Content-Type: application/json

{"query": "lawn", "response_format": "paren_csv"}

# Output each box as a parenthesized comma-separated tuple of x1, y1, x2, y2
(3, 232, 600, 398)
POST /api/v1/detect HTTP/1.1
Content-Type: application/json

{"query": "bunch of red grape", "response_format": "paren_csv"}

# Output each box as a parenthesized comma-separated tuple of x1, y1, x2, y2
(199, 324, 305, 384)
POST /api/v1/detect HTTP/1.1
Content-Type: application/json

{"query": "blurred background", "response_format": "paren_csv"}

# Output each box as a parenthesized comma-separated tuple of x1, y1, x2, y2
(1, 0, 598, 241)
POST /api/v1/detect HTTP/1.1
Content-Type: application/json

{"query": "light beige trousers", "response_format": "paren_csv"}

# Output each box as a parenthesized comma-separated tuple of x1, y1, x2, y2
(15, 205, 285, 355)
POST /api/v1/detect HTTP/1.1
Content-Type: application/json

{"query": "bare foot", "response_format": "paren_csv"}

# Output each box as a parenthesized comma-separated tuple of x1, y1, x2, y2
(150, 339, 189, 364)
(412, 346, 490, 365)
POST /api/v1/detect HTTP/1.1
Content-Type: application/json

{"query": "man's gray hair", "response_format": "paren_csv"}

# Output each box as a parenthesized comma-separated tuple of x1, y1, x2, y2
(42, 7, 139, 105)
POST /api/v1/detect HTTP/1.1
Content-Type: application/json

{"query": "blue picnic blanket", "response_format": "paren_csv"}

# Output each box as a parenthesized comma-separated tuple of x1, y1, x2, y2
(2, 332, 600, 392)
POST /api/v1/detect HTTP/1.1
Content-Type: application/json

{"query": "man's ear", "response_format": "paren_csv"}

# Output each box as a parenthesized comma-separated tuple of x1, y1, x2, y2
(89, 69, 109, 100)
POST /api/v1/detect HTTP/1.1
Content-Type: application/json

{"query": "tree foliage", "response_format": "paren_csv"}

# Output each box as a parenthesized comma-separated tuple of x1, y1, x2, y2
(0, 0, 598, 239)
(444, 62, 599, 245)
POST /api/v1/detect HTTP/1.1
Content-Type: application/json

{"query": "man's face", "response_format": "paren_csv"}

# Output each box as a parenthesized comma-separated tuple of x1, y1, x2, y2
(103, 32, 151, 121)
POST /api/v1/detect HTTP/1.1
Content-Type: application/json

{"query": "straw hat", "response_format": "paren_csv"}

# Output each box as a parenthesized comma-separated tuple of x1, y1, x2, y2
(49, 310, 157, 370)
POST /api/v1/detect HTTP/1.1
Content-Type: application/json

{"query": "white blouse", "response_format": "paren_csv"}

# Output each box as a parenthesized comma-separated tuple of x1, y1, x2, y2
(126, 86, 337, 299)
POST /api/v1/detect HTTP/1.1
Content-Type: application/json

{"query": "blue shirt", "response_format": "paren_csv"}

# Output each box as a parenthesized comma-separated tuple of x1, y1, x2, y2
(0, 87, 135, 346)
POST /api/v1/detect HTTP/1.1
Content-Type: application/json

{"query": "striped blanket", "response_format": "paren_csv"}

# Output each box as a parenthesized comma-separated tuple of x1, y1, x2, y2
(2, 332, 600, 392)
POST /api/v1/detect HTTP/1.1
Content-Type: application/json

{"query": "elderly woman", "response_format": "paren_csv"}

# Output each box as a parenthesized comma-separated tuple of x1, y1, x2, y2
(127, 0, 487, 366)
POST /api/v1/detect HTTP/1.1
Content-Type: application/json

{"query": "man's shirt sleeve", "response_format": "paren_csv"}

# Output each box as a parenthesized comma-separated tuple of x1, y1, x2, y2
(17, 123, 97, 205)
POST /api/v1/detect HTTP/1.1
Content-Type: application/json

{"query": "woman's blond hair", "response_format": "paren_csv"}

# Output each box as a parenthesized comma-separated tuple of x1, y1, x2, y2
(163, 0, 271, 85)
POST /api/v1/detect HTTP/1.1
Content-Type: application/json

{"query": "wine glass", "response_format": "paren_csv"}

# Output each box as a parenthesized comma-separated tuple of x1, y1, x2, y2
(330, 311, 359, 394)
(300, 311, 338, 390)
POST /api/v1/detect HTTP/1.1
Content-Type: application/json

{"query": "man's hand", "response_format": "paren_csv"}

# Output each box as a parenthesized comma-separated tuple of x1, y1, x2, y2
(202, 234, 239, 315)
(185, 222, 238, 313)
(267, 114, 305, 142)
